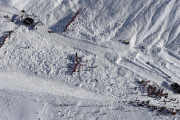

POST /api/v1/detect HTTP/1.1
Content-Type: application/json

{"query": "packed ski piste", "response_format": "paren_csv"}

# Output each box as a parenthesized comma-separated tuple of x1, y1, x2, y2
(1, 0, 180, 120)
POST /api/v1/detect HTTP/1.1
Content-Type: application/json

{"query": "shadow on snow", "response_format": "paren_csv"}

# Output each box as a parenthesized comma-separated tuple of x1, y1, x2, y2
(49, 12, 75, 34)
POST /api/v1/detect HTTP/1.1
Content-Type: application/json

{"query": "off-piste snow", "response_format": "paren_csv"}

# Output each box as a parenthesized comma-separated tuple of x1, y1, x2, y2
(1, 0, 180, 120)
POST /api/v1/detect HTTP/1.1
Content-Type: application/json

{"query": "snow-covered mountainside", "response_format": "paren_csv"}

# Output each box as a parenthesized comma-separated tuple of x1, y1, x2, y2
(1, 0, 180, 119)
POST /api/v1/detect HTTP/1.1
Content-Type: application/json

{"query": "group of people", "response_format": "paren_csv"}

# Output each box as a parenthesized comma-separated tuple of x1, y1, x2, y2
(135, 79, 180, 116)
(64, 10, 79, 32)
(0, 30, 14, 48)
(128, 100, 150, 106)
(139, 80, 168, 100)
(128, 100, 178, 116)
(146, 85, 168, 100)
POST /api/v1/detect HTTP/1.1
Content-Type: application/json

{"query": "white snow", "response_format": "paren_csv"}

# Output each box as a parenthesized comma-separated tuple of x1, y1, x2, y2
(1, 0, 180, 119)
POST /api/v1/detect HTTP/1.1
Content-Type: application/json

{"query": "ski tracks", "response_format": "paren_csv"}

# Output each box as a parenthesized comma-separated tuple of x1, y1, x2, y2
(36, 28, 168, 86)
(36, 26, 126, 61)
(0, 71, 111, 102)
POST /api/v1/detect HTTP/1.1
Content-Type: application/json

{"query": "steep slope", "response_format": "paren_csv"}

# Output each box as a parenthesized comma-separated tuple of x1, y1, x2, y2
(1, 0, 180, 119)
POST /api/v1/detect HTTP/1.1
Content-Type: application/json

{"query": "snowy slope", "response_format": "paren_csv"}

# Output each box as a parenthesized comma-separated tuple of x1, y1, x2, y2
(1, 0, 180, 120)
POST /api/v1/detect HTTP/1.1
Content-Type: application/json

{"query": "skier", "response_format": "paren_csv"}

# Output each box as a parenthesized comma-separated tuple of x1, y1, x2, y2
(4, 36, 8, 41)
(164, 93, 168, 98)
(21, 10, 26, 13)
(146, 100, 150, 105)
(167, 76, 171, 78)
(134, 87, 137, 90)
(139, 80, 144, 84)
(140, 45, 145, 49)
(8, 30, 14, 38)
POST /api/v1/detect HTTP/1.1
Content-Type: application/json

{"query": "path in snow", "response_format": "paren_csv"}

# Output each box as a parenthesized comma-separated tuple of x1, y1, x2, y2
(0, 71, 111, 102)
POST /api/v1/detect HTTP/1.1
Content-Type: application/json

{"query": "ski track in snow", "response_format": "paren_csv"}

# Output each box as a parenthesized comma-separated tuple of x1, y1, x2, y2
(0, 71, 111, 101)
